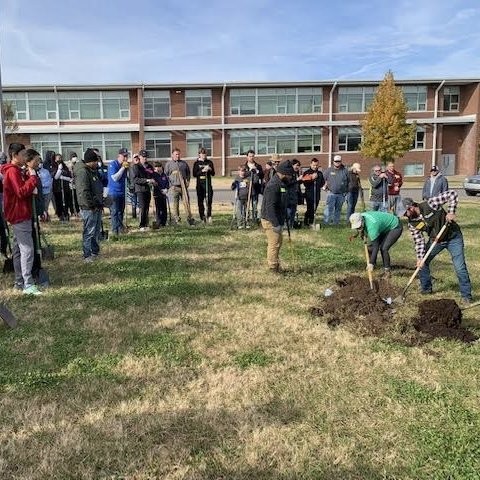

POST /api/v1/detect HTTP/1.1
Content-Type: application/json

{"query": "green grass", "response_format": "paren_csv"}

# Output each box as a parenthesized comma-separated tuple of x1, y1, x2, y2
(0, 199, 479, 479)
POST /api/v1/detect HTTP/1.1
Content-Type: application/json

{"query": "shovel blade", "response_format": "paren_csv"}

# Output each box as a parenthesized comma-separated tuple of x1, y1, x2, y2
(0, 304, 18, 328)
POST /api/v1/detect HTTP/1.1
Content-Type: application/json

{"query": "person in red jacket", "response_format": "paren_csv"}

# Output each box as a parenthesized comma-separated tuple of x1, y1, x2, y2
(386, 161, 403, 215)
(1, 143, 41, 295)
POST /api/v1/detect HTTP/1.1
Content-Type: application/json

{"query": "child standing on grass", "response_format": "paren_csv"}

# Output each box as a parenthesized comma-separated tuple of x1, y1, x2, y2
(231, 166, 250, 229)
(152, 164, 170, 227)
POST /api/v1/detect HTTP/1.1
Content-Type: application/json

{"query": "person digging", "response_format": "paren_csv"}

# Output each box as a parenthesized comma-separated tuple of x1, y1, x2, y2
(349, 211, 403, 279)
(402, 191, 473, 305)
(260, 160, 295, 273)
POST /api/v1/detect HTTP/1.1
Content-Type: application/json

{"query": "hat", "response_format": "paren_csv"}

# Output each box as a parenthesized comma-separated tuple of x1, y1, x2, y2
(333, 155, 342, 162)
(138, 149, 148, 157)
(84, 148, 98, 164)
(402, 197, 415, 209)
(349, 213, 363, 229)
(351, 162, 361, 172)
(430, 165, 439, 172)
(276, 160, 295, 176)
(118, 148, 129, 156)
(270, 153, 280, 161)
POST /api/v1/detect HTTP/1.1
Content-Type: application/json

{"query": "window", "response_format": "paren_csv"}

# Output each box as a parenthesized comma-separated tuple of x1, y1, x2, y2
(58, 92, 100, 120)
(27, 92, 57, 120)
(230, 89, 256, 115)
(230, 88, 323, 115)
(257, 88, 296, 115)
(4, 93, 28, 120)
(338, 127, 362, 151)
(185, 90, 212, 117)
(412, 127, 425, 150)
(402, 85, 427, 111)
(186, 131, 212, 157)
(30, 133, 131, 160)
(297, 87, 322, 113)
(338, 87, 376, 112)
(443, 86, 460, 111)
(403, 164, 424, 176)
(144, 91, 170, 118)
(145, 132, 171, 159)
(229, 128, 322, 155)
(101, 91, 130, 119)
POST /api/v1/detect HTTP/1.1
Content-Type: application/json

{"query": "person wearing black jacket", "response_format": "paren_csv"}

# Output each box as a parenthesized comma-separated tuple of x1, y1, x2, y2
(131, 150, 157, 231)
(286, 159, 302, 228)
(346, 162, 362, 219)
(260, 160, 295, 273)
(52, 153, 73, 222)
(244, 150, 264, 223)
(193, 147, 215, 223)
(301, 158, 325, 226)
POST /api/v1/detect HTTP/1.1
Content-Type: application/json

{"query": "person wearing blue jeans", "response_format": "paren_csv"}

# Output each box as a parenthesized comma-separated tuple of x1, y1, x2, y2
(369, 165, 390, 212)
(323, 155, 349, 225)
(403, 190, 473, 304)
(80, 209, 102, 259)
(73, 149, 105, 262)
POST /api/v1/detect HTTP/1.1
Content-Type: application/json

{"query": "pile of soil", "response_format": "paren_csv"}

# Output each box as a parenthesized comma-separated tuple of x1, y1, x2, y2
(413, 299, 478, 344)
(310, 275, 400, 337)
(311, 276, 478, 345)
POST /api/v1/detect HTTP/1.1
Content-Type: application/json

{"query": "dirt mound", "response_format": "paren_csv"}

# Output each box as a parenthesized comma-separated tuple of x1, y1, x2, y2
(413, 299, 478, 344)
(311, 276, 478, 345)
(311, 275, 398, 337)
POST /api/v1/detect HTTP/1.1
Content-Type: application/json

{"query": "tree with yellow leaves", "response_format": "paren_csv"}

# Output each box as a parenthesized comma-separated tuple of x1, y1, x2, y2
(360, 71, 415, 166)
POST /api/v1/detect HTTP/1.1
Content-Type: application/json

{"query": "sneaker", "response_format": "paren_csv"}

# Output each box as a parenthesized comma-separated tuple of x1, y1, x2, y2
(23, 285, 42, 296)
(13, 283, 24, 291)
(91, 253, 99, 260)
(207, 217, 212, 224)
(238, 225, 244, 230)
(246, 225, 251, 229)
(84, 256, 94, 263)
(460, 297, 473, 306)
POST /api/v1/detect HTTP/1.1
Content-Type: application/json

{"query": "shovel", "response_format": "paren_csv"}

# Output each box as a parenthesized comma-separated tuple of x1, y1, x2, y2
(0, 303, 17, 328)
(176, 163, 195, 226)
(364, 242, 374, 290)
(461, 300, 480, 311)
(394, 223, 448, 304)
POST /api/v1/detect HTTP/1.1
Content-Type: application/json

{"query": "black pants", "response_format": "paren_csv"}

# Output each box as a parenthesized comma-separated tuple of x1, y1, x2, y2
(196, 182, 213, 220)
(153, 194, 168, 226)
(53, 189, 72, 220)
(71, 190, 80, 214)
(137, 191, 151, 228)
(304, 189, 320, 226)
(369, 223, 403, 269)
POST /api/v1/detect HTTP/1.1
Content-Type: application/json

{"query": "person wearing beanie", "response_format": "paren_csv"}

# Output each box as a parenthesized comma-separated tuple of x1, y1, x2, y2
(261, 160, 295, 273)
(73, 148, 105, 262)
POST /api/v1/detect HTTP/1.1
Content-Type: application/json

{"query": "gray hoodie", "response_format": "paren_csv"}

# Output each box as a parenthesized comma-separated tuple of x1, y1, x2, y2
(422, 174, 449, 200)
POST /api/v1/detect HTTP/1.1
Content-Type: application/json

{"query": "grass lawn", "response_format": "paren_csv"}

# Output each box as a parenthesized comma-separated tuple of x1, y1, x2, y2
(1, 199, 479, 479)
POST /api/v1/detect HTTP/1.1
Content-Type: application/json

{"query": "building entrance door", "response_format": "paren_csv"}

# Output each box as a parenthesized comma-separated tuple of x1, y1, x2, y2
(441, 154, 455, 175)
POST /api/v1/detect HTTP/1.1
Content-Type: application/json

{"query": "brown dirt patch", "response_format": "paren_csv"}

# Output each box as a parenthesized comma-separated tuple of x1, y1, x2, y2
(311, 276, 478, 345)
(413, 299, 478, 344)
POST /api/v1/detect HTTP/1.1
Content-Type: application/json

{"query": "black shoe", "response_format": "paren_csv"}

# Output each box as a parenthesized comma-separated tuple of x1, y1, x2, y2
(421, 289, 432, 295)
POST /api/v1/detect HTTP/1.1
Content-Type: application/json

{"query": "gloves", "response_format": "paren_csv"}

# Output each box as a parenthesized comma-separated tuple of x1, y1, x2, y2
(366, 263, 374, 272)
(161, 189, 168, 195)
(272, 225, 283, 234)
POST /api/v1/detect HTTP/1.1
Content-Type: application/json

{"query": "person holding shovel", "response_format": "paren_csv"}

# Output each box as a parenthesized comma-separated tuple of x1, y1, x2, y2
(301, 158, 324, 227)
(350, 211, 403, 279)
(193, 147, 215, 224)
(261, 160, 295, 273)
(131, 150, 157, 231)
(1, 144, 41, 295)
(164, 148, 192, 225)
(402, 190, 472, 304)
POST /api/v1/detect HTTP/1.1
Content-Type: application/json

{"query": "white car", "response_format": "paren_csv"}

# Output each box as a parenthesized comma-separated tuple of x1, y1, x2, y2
(464, 175, 480, 196)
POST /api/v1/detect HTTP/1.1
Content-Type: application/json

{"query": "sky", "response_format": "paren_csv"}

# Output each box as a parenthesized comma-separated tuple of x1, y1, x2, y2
(1, 0, 480, 85)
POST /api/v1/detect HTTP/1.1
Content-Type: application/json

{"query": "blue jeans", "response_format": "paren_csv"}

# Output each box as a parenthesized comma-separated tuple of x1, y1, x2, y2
(286, 206, 297, 228)
(419, 231, 472, 300)
(80, 209, 102, 258)
(370, 200, 388, 212)
(346, 191, 359, 220)
(324, 192, 346, 225)
(110, 195, 125, 234)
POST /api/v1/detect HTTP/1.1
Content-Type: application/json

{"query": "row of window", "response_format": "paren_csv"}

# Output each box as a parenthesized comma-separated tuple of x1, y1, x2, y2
(28, 127, 427, 160)
(4, 86, 461, 121)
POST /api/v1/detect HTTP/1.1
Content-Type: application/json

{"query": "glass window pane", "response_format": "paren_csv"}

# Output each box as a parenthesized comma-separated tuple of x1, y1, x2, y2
(80, 101, 101, 119)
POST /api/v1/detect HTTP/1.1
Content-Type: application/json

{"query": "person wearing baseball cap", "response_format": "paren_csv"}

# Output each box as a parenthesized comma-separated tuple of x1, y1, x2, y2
(323, 154, 349, 225)
(422, 165, 449, 200)
(107, 148, 130, 237)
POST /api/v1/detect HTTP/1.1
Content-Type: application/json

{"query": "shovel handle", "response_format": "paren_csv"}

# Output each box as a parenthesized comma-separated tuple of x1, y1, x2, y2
(364, 243, 374, 290)
(461, 300, 480, 311)
(402, 223, 449, 297)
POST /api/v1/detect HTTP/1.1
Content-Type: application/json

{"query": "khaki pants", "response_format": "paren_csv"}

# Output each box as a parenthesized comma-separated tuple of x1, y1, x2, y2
(170, 186, 190, 221)
(261, 219, 283, 270)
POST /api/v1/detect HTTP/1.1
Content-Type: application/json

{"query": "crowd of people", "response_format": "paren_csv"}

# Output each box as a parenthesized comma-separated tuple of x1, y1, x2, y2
(0, 143, 471, 304)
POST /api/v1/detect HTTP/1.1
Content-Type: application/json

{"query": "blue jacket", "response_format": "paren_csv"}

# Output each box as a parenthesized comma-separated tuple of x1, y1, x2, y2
(152, 172, 169, 196)
(107, 160, 126, 196)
